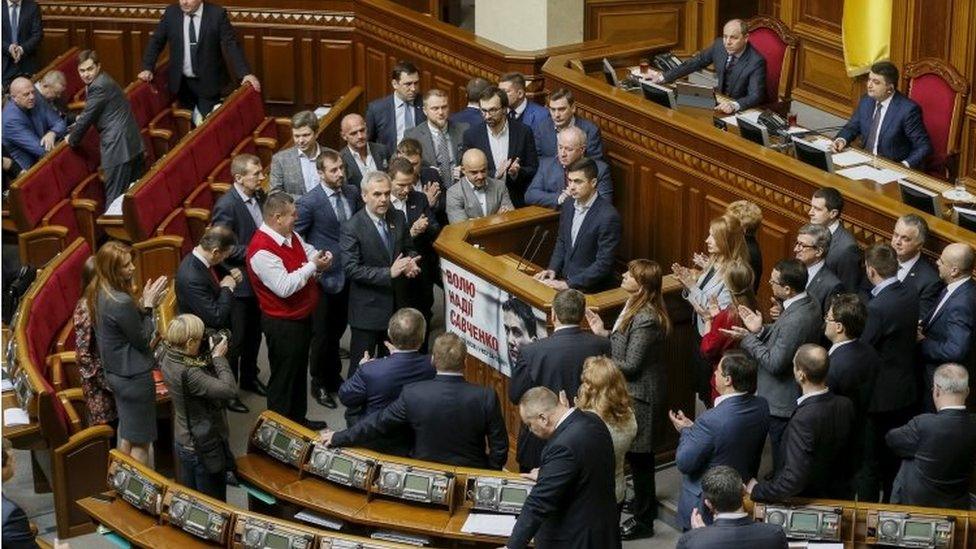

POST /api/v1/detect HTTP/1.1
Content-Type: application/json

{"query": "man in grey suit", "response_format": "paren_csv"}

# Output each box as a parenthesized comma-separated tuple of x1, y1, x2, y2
(793, 223, 843, 315)
(339, 113, 391, 189)
(722, 258, 822, 473)
(445, 148, 513, 223)
(269, 110, 322, 199)
(66, 50, 144, 208)
(403, 89, 466, 186)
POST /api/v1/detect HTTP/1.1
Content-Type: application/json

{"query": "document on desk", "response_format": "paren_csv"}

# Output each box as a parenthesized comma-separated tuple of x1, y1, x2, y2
(831, 150, 872, 167)
(3, 407, 30, 427)
(788, 543, 844, 549)
(721, 109, 762, 127)
(836, 165, 901, 185)
(461, 513, 517, 537)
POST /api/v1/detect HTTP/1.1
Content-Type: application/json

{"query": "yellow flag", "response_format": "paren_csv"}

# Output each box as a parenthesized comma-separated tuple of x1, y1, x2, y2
(842, 0, 893, 76)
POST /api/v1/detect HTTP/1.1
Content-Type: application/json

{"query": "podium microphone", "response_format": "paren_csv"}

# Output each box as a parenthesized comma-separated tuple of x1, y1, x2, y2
(525, 229, 550, 274)
(514, 226, 542, 273)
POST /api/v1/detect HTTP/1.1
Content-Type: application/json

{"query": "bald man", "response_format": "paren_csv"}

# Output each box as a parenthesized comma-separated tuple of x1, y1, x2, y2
(1, 76, 66, 170)
(525, 126, 613, 209)
(339, 113, 391, 189)
(445, 148, 514, 223)
(918, 243, 975, 411)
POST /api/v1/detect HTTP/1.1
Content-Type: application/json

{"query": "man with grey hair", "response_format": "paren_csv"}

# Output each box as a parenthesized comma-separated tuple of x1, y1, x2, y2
(887, 363, 976, 509)
(792, 223, 843, 315)
(892, 214, 942, 318)
(35, 70, 74, 123)
(269, 110, 322, 198)
(525, 126, 613, 209)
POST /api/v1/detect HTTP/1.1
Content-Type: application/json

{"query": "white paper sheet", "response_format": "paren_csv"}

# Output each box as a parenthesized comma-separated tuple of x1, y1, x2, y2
(721, 109, 761, 127)
(807, 136, 834, 151)
(875, 168, 907, 183)
(835, 166, 895, 184)
(3, 407, 30, 426)
(104, 194, 125, 216)
(787, 543, 844, 549)
(1, 378, 13, 392)
(785, 126, 809, 135)
(460, 513, 517, 537)
(831, 150, 872, 167)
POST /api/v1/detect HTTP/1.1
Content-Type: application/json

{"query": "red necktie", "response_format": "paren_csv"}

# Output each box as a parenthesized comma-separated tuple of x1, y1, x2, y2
(210, 267, 220, 285)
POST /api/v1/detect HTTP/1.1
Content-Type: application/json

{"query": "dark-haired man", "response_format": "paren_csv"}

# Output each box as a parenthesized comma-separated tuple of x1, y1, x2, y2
(808, 188, 862, 292)
(269, 110, 323, 198)
(532, 88, 604, 159)
(366, 61, 426, 151)
(498, 72, 550, 129)
(449, 76, 490, 128)
(502, 295, 546, 369)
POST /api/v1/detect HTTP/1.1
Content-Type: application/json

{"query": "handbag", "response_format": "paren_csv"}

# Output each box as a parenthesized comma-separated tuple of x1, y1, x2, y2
(180, 366, 231, 474)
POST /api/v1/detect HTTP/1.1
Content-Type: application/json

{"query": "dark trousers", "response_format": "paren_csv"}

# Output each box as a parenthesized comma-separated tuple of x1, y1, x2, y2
(627, 451, 657, 526)
(177, 76, 220, 118)
(769, 415, 790, 474)
(870, 406, 916, 502)
(104, 154, 145, 208)
(691, 332, 713, 408)
(228, 295, 261, 385)
(346, 327, 390, 425)
(262, 314, 312, 423)
(176, 444, 227, 501)
(309, 284, 349, 393)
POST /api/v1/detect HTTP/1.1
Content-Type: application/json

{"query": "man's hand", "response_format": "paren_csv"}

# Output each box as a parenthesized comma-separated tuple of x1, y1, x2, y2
(137, 70, 154, 82)
(744, 478, 758, 495)
(229, 268, 244, 284)
(557, 190, 571, 205)
(520, 467, 539, 482)
(242, 74, 261, 92)
(690, 508, 707, 529)
(319, 429, 335, 446)
(360, 350, 374, 364)
(498, 204, 514, 213)
(738, 305, 763, 333)
(410, 214, 429, 237)
(542, 279, 569, 290)
(40, 131, 56, 152)
(768, 296, 782, 320)
(643, 68, 663, 83)
(8, 44, 23, 63)
(423, 182, 441, 207)
(830, 137, 847, 153)
(312, 250, 333, 272)
(404, 255, 423, 278)
(219, 275, 237, 290)
(506, 157, 521, 178)
(533, 269, 555, 281)
(715, 101, 737, 114)
(668, 409, 694, 431)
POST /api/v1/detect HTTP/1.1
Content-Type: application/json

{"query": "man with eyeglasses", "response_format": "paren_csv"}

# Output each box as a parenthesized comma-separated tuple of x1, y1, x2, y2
(525, 126, 613, 209)
(790, 224, 843, 316)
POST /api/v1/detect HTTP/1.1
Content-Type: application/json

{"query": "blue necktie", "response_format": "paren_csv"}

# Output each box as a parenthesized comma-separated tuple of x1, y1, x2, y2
(10, 4, 18, 44)
(377, 219, 393, 255)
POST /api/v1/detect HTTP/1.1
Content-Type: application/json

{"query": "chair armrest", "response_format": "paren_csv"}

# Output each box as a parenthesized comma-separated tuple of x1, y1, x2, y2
(253, 137, 278, 167)
(19, 225, 69, 266)
(56, 389, 84, 434)
(173, 107, 193, 136)
(47, 352, 78, 392)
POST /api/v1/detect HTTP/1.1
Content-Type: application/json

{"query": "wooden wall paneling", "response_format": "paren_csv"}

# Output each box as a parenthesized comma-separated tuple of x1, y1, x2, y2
(127, 31, 145, 80)
(911, 0, 952, 61)
(260, 36, 297, 104)
(433, 75, 455, 98)
(242, 34, 258, 84)
(301, 38, 315, 105)
(755, 217, 791, 306)
(604, 151, 636, 257)
(584, 1, 689, 53)
(790, 33, 858, 117)
(91, 30, 126, 84)
(365, 47, 389, 103)
(651, 172, 685, 266)
(319, 40, 355, 103)
(40, 28, 71, 65)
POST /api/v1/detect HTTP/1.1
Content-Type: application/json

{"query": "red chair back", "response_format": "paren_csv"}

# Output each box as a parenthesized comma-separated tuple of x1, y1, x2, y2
(906, 59, 968, 177)
(745, 16, 797, 106)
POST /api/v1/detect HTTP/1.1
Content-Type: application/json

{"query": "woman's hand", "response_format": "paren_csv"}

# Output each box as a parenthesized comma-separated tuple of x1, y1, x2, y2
(692, 252, 710, 270)
(584, 307, 609, 337)
(141, 276, 168, 308)
(706, 295, 721, 319)
(671, 263, 696, 289)
(211, 336, 228, 358)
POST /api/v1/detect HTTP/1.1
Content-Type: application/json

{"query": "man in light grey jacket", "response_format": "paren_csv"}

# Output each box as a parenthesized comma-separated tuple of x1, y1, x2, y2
(445, 148, 513, 223)
(269, 110, 322, 198)
(403, 88, 467, 186)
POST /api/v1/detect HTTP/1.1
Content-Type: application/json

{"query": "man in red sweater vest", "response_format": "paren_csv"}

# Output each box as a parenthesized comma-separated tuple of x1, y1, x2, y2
(247, 191, 332, 427)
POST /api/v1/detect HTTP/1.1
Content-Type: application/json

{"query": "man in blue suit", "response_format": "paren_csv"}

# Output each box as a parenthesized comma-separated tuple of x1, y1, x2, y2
(2, 0, 42, 88)
(918, 243, 975, 411)
(892, 214, 943, 319)
(833, 61, 931, 169)
(525, 126, 613, 208)
(499, 72, 550, 129)
(533, 88, 604, 159)
(2, 77, 66, 170)
(534, 157, 621, 293)
(296, 148, 364, 409)
(365, 61, 426, 152)
(448, 76, 490, 129)
(669, 350, 770, 531)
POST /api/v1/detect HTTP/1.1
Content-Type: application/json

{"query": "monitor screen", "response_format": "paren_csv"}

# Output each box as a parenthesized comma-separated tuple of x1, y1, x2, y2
(500, 487, 528, 505)
(330, 456, 353, 477)
(271, 432, 292, 452)
(904, 521, 934, 539)
(737, 118, 769, 147)
(789, 512, 819, 533)
(265, 532, 290, 549)
(640, 82, 674, 109)
(403, 474, 429, 494)
(186, 506, 211, 529)
(793, 139, 833, 172)
(602, 58, 618, 87)
(125, 477, 145, 499)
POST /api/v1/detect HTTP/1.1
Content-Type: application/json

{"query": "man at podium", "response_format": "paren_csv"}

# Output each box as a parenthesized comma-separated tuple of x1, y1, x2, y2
(533, 157, 621, 293)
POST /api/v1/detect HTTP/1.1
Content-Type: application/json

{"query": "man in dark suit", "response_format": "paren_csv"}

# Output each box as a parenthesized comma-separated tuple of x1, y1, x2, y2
(918, 243, 975, 411)
(533, 88, 604, 160)
(794, 223, 843, 315)
(295, 148, 364, 409)
(448, 76, 489, 128)
(809, 187, 863, 292)
(833, 61, 931, 169)
(499, 72, 550, 129)
(461, 85, 538, 207)
(2, 0, 41, 88)
(139, 0, 259, 117)
(2, 77, 65, 170)
(748, 345, 856, 501)
(724, 259, 823, 473)
(325, 334, 508, 469)
(337, 308, 435, 443)
(210, 153, 267, 398)
(66, 50, 144, 208)
(887, 364, 976, 509)
(403, 89, 466, 186)
(862, 243, 920, 502)
(647, 19, 766, 114)
(394, 137, 449, 227)
(509, 289, 610, 472)
(533, 157, 621, 293)
(892, 214, 943, 319)
(669, 350, 770, 531)
(269, 111, 324, 199)
(366, 60, 425, 152)
(508, 387, 619, 549)
(339, 113, 391, 189)
(340, 171, 421, 388)
(525, 126, 613, 209)
(2, 439, 40, 549)
(677, 466, 787, 549)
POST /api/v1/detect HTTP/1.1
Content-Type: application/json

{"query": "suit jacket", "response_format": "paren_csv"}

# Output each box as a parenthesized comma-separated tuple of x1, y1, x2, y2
(676, 394, 771, 530)
(175, 252, 233, 329)
(863, 280, 920, 412)
(67, 72, 143, 168)
(1, 494, 38, 549)
(919, 279, 975, 379)
(532, 116, 605, 159)
(887, 408, 976, 509)
(525, 156, 614, 208)
(509, 327, 611, 471)
(333, 374, 509, 470)
(806, 264, 844, 315)
(825, 224, 862, 292)
(837, 92, 932, 169)
(461, 119, 538, 206)
(295, 183, 364, 294)
(448, 105, 482, 128)
(269, 146, 314, 198)
(338, 350, 435, 416)
(402, 120, 467, 170)
(365, 93, 426, 152)
(903, 256, 943, 320)
(1, 0, 42, 86)
(394, 190, 440, 304)
(210, 186, 263, 297)
(444, 176, 513, 223)
(687, 265, 733, 335)
(514, 100, 550, 130)
(142, 2, 251, 99)
(676, 516, 787, 549)
(741, 295, 822, 417)
(339, 143, 391, 190)
(508, 409, 620, 549)
(663, 39, 767, 110)
(752, 392, 856, 501)
(548, 195, 622, 292)
(826, 339, 879, 421)
(1, 95, 66, 170)
(340, 208, 416, 331)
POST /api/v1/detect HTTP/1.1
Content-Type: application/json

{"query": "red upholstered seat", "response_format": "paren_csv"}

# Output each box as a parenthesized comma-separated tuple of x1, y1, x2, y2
(745, 16, 797, 107)
(906, 60, 968, 178)
(45, 199, 81, 242)
(157, 208, 194, 256)
(128, 82, 156, 129)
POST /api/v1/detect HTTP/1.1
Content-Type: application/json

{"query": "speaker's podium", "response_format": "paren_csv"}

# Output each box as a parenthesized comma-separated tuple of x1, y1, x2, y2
(434, 206, 696, 470)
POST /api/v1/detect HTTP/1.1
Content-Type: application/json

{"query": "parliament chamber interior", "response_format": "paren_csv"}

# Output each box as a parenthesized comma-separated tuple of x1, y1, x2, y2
(2, 0, 976, 547)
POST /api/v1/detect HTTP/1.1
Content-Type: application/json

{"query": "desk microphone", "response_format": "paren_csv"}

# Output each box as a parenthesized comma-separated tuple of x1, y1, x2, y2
(524, 229, 550, 274)
(514, 226, 542, 273)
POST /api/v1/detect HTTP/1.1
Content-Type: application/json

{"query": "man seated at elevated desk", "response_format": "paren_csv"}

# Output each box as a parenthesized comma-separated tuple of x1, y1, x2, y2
(533, 157, 622, 293)
(644, 19, 766, 114)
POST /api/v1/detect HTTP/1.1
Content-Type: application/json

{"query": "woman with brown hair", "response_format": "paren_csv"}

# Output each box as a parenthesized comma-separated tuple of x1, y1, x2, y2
(587, 258, 671, 540)
(73, 256, 117, 428)
(92, 241, 168, 465)
(726, 200, 764, 292)
(698, 261, 759, 402)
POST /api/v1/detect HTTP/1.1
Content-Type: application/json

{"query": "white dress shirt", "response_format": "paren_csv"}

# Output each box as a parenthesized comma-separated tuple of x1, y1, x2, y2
(897, 253, 921, 282)
(827, 339, 854, 355)
(486, 121, 510, 178)
(248, 224, 319, 298)
(782, 291, 808, 312)
(870, 276, 899, 297)
(348, 145, 377, 177)
(297, 144, 322, 193)
(928, 277, 970, 321)
(324, 185, 350, 221)
(806, 260, 825, 288)
(234, 184, 263, 227)
(713, 391, 746, 407)
(394, 94, 413, 144)
(511, 99, 527, 119)
(181, 2, 203, 78)
(797, 388, 829, 405)
(553, 407, 576, 431)
(391, 195, 409, 218)
(428, 121, 455, 163)
(466, 178, 488, 216)
(571, 191, 598, 247)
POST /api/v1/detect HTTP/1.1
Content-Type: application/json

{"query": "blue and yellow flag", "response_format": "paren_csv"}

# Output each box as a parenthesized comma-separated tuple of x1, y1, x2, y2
(842, 0, 893, 76)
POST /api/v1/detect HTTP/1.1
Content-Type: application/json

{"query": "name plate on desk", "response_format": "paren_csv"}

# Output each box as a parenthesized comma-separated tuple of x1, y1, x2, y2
(866, 510, 953, 548)
(163, 488, 232, 544)
(372, 461, 454, 508)
(465, 475, 533, 515)
(753, 503, 841, 541)
(107, 450, 168, 516)
(304, 445, 375, 491)
(251, 412, 314, 468)
(234, 514, 316, 549)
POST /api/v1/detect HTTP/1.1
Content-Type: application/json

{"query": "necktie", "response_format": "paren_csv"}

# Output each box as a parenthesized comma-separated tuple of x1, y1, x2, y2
(332, 192, 347, 222)
(434, 129, 452, 185)
(404, 103, 415, 130)
(377, 219, 393, 255)
(209, 266, 220, 286)
(508, 108, 516, 121)
(10, 4, 18, 44)
(187, 13, 198, 75)
(863, 101, 883, 153)
(722, 55, 736, 95)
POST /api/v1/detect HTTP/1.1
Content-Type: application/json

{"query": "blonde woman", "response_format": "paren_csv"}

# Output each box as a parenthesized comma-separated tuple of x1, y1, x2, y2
(726, 200, 763, 292)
